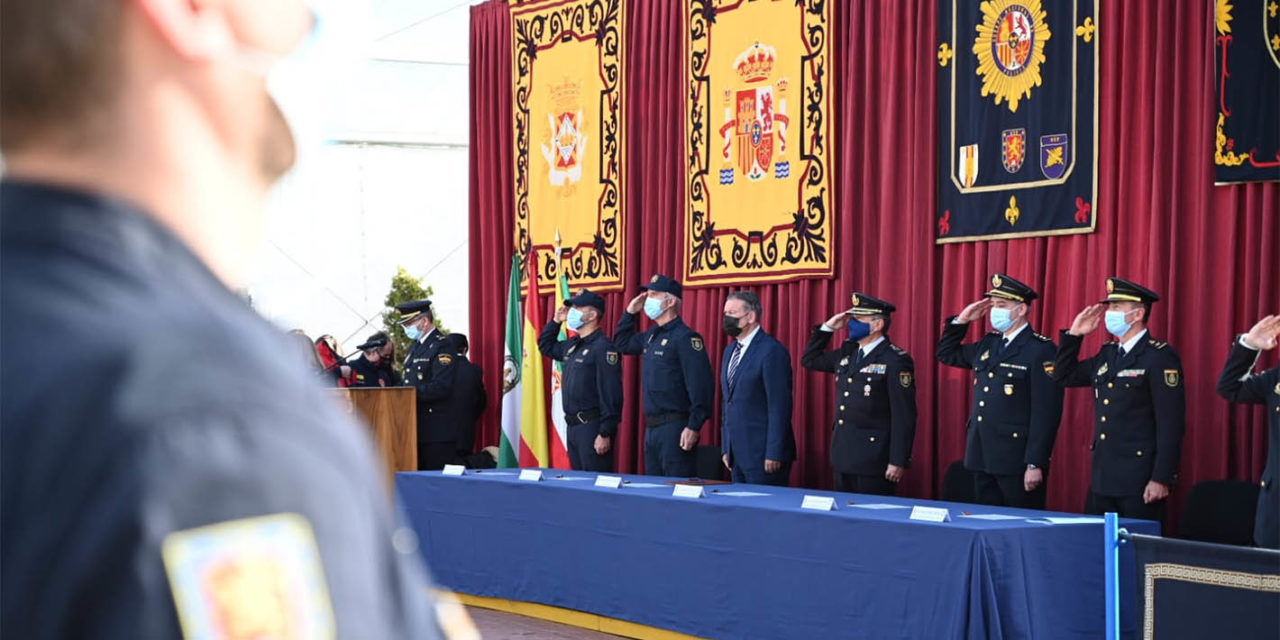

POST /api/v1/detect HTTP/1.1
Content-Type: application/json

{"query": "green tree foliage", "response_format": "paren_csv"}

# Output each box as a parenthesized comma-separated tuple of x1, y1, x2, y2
(382, 267, 445, 372)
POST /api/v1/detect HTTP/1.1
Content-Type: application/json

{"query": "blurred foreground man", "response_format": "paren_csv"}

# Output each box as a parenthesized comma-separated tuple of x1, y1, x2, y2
(0, 1, 451, 637)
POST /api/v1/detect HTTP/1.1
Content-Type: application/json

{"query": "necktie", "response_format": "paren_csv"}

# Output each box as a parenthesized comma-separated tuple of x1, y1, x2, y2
(727, 341, 743, 392)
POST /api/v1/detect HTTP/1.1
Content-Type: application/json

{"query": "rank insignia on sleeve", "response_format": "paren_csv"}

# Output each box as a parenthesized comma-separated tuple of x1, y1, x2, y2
(1164, 369, 1180, 387)
(691, 337, 704, 351)
(900, 372, 914, 388)
(607, 352, 619, 365)
(161, 513, 335, 640)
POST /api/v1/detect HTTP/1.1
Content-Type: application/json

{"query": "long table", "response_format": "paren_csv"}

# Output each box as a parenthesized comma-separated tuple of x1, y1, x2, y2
(397, 470, 1159, 639)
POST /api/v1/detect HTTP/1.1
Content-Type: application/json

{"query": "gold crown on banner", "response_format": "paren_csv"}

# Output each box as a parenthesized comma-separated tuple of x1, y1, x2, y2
(549, 77, 582, 110)
(734, 42, 777, 84)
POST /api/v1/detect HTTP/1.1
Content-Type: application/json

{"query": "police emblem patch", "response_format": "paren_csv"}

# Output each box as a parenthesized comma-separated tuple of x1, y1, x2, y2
(1039, 134, 1069, 179)
(992, 274, 1003, 288)
(1002, 128, 1027, 172)
(900, 371, 914, 388)
(691, 337, 704, 351)
(607, 351, 619, 365)
(1164, 369, 1180, 387)
(1042, 360, 1055, 375)
(438, 355, 453, 365)
(851, 293, 862, 306)
(651, 274, 660, 283)
(972, 0, 1052, 113)
(162, 513, 334, 639)
(1004, 384, 1014, 395)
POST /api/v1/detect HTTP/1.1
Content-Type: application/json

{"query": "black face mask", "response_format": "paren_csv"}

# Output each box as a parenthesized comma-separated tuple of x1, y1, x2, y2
(722, 314, 744, 338)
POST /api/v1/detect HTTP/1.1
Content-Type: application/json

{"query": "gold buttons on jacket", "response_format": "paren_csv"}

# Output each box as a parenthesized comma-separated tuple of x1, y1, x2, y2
(844, 391, 850, 397)
(989, 372, 995, 379)
(1100, 433, 1107, 440)
(1103, 399, 1110, 405)
(979, 401, 986, 407)
(1012, 432, 1019, 438)
(840, 405, 846, 411)
(1101, 416, 1107, 423)
(1137, 450, 1143, 457)
(1108, 382, 1114, 389)
(977, 416, 984, 422)
(870, 436, 877, 442)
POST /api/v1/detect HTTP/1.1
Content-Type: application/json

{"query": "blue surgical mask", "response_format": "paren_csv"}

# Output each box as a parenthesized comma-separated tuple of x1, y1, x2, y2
(643, 297, 665, 320)
(1104, 310, 1133, 338)
(990, 307, 1015, 332)
(847, 319, 871, 341)
(566, 308, 586, 331)
(404, 324, 421, 341)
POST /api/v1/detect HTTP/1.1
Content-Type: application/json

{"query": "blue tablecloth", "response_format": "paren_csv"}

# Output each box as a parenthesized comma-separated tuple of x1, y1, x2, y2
(397, 470, 1159, 639)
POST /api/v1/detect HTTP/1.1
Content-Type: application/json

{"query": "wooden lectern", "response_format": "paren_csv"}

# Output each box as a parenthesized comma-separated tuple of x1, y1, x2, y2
(332, 387, 417, 477)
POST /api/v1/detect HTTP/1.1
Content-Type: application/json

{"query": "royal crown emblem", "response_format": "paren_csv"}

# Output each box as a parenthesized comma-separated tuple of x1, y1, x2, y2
(1107, 278, 1115, 293)
(972, 0, 1051, 113)
(717, 42, 791, 183)
(852, 293, 862, 306)
(992, 274, 1004, 288)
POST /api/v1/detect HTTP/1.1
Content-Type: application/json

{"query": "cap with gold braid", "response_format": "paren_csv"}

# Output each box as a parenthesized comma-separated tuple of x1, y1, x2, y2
(982, 273, 1038, 303)
(847, 292, 896, 316)
(395, 299, 433, 323)
(1099, 277, 1160, 304)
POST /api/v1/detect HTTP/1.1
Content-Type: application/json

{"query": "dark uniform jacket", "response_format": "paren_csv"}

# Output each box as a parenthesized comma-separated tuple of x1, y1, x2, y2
(614, 313, 714, 431)
(1216, 339, 1280, 548)
(403, 330, 453, 443)
(538, 323, 624, 437)
(1054, 331, 1186, 496)
(348, 354, 394, 388)
(802, 329, 917, 475)
(0, 181, 438, 638)
(436, 355, 487, 455)
(937, 319, 1063, 475)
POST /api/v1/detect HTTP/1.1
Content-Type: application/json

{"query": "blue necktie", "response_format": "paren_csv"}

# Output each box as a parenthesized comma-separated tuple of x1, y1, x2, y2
(727, 341, 743, 393)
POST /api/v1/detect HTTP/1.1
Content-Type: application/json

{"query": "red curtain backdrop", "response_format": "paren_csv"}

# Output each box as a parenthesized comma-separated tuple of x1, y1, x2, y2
(469, 0, 1278, 523)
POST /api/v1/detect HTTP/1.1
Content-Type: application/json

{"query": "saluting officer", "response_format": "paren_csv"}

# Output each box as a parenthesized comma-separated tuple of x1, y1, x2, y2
(801, 292, 917, 495)
(937, 274, 1063, 509)
(615, 274, 715, 477)
(1216, 314, 1280, 548)
(1052, 278, 1186, 522)
(397, 299, 455, 470)
(347, 334, 394, 388)
(538, 289, 624, 472)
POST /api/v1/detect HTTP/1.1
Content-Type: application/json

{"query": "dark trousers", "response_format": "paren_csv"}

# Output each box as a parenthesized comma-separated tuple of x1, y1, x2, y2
(644, 420, 696, 478)
(567, 423, 613, 472)
(1085, 491, 1167, 524)
(834, 472, 895, 496)
(973, 470, 1047, 509)
(418, 441, 496, 471)
(731, 460, 791, 486)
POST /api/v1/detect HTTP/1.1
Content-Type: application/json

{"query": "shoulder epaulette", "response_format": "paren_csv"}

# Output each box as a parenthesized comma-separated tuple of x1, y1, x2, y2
(890, 344, 909, 356)
(1150, 340, 1168, 350)
(1033, 332, 1052, 342)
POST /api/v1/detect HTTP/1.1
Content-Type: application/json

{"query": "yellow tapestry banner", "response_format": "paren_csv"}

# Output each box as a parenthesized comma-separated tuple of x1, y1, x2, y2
(684, 0, 834, 287)
(512, 0, 625, 294)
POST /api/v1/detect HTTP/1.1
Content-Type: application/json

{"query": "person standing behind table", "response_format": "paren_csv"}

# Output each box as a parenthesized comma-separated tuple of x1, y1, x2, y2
(1216, 315, 1280, 548)
(435, 334, 497, 470)
(397, 299, 454, 470)
(1051, 277, 1186, 523)
(801, 292, 916, 495)
(936, 274, 1063, 509)
(538, 289, 624, 472)
(719, 291, 795, 486)
(614, 274, 715, 478)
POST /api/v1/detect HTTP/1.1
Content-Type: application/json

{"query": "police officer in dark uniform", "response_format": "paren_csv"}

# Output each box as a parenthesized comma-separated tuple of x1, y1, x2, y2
(434, 334, 497, 469)
(538, 289, 624, 472)
(397, 299, 455, 470)
(615, 275, 715, 477)
(1216, 314, 1280, 548)
(937, 275, 1063, 509)
(1053, 277, 1186, 522)
(0, 0, 444, 635)
(347, 334, 395, 388)
(802, 293, 917, 495)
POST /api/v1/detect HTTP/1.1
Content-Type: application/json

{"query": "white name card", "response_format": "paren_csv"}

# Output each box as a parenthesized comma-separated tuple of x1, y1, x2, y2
(518, 469, 544, 482)
(441, 465, 466, 476)
(801, 495, 838, 511)
(909, 506, 952, 523)
(672, 484, 706, 498)
(594, 475, 623, 488)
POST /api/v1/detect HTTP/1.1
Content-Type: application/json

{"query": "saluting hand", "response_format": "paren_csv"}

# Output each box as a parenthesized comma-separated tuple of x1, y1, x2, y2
(823, 312, 851, 332)
(1243, 314, 1280, 351)
(1068, 304, 1105, 336)
(627, 293, 647, 314)
(553, 305, 569, 324)
(956, 298, 993, 323)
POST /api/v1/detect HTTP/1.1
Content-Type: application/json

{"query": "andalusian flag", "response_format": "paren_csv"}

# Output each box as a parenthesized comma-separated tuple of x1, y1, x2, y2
(499, 252, 554, 467)
(498, 255, 524, 467)
(547, 239, 573, 469)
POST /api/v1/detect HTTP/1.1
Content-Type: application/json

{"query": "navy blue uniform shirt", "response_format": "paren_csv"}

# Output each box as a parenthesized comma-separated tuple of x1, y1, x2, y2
(614, 312, 714, 431)
(538, 322, 624, 436)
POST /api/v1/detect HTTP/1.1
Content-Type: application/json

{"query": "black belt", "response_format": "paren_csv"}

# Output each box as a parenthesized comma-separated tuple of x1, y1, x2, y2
(565, 410, 602, 426)
(644, 412, 689, 427)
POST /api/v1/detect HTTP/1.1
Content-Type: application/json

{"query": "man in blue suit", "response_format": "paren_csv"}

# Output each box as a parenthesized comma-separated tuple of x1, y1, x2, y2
(719, 291, 796, 486)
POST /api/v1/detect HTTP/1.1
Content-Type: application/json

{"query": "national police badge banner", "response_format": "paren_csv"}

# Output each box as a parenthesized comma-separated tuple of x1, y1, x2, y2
(512, 0, 625, 293)
(937, 0, 1098, 243)
(1213, 0, 1280, 184)
(683, 0, 834, 287)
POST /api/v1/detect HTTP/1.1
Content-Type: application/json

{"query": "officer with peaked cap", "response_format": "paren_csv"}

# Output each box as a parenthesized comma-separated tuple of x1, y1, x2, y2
(1216, 314, 1280, 548)
(396, 299, 454, 469)
(1053, 277, 1186, 522)
(937, 274, 1063, 509)
(347, 333, 394, 388)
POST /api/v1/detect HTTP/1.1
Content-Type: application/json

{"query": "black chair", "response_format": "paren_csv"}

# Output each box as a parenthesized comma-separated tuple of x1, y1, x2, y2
(1179, 479, 1260, 546)
(941, 460, 976, 504)
(695, 445, 726, 481)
